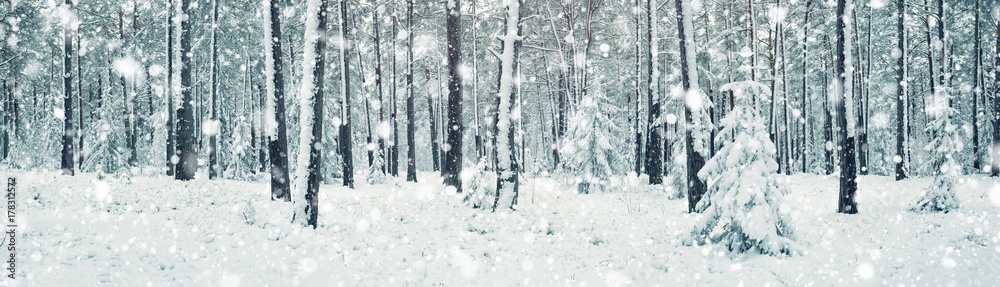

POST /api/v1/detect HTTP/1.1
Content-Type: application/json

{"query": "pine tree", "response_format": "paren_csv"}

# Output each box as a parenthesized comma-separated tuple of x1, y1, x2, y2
(694, 81, 799, 256)
(560, 91, 622, 194)
(912, 94, 960, 212)
(175, 0, 197, 181)
(367, 148, 387, 185)
(442, 0, 464, 192)
(464, 159, 495, 209)
(293, 0, 329, 229)
(265, 0, 292, 199)
(60, 0, 75, 176)
(493, 0, 522, 211)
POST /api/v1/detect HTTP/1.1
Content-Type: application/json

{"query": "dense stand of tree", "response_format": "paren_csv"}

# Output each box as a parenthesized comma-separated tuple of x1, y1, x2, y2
(4, 0, 1000, 220)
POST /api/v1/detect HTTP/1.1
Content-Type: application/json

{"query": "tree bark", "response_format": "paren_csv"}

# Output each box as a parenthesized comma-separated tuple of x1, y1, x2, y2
(339, 0, 356, 188)
(301, 0, 328, 229)
(209, 0, 220, 179)
(895, 0, 907, 180)
(266, 0, 292, 199)
(442, 0, 465, 192)
(645, 0, 662, 185)
(405, 0, 417, 182)
(61, 0, 75, 176)
(175, 0, 197, 180)
(835, 0, 857, 214)
(166, 0, 176, 176)
(972, 0, 981, 171)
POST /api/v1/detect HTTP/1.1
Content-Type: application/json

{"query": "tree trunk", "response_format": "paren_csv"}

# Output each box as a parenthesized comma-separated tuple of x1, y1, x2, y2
(895, 0, 907, 180)
(175, 0, 197, 180)
(166, 0, 176, 176)
(972, 0, 981, 171)
(633, 0, 643, 175)
(266, 0, 292, 198)
(298, 0, 328, 229)
(77, 33, 84, 171)
(494, 0, 522, 211)
(61, 0, 75, 176)
(835, 0, 857, 214)
(428, 80, 440, 172)
(677, 0, 704, 212)
(993, 8, 1000, 177)
(405, 0, 417, 182)
(801, 0, 812, 173)
(645, 0, 663, 185)
(390, 15, 400, 177)
(442, 0, 465, 192)
(209, 0, 220, 179)
(339, 0, 356, 188)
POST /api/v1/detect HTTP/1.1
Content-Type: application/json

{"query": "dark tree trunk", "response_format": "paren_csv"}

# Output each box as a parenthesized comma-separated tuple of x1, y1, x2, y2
(633, 0, 643, 175)
(801, 0, 813, 173)
(972, 0, 981, 172)
(835, 0, 857, 214)
(77, 33, 84, 171)
(993, 8, 1000, 177)
(209, 0, 219, 179)
(267, 0, 291, 198)
(339, 0, 356, 188)
(175, 0, 197, 180)
(442, 0, 464, 192)
(677, 0, 704, 212)
(645, 0, 662, 185)
(165, 0, 175, 176)
(428, 75, 440, 172)
(390, 15, 400, 177)
(61, 0, 75, 176)
(302, 0, 329, 229)
(895, 0, 907, 180)
(405, 0, 417, 182)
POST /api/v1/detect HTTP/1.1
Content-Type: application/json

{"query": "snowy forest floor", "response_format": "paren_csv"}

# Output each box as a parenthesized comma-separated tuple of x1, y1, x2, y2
(5, 169, 1000, 286)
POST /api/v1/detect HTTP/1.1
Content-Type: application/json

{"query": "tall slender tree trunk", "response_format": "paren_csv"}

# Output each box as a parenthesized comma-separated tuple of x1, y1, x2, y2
(494, 0, 522, 211)
(835, 0, 857, 214)
(645, 0, 663, 185)
(297, 0, 328, 229)
(77, 33, 84, 171)
(472, 0, 483, 163)
(175, 0, 197, 180)
(678, 0, 704, 212)
(801, 0, 813, 173)
(339, 0, 356, 188)
(61, 0, 75, 176)
(266, 0, 292, 198)
(972, 0, 982, 171)
(390, 15, 399, 177)
(633, 0, 643, 175)
(895, 0, 908, 180)
(428, 82, 440, 171)
(992, 9, 1000, 177)
(405, 0, 417, 182)
(209, 0, 220, 179)
(442, 0, 465, 192)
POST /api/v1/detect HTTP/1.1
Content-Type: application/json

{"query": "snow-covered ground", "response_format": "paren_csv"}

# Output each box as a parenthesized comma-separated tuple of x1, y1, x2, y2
(6, 170, 1000, 286)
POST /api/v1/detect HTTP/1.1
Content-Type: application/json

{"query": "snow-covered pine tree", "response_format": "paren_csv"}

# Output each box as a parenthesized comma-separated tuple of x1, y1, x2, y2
(226, 116, 258, 181)
(463, 159, 495, 209)
(367, 148, 386, 185)
(560, 87, 622, 194)
(912, 92, 961, 212)
(693, 80, 798, 256)
(83, 102, 130, 177)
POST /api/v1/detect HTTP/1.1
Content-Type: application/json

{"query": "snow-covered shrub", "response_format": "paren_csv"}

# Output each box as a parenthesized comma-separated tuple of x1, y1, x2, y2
(559, 90, 622, 194)
(913, 92, 961, 213)
(692, 80, 799, 256)
(462, 159, 495, 209)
